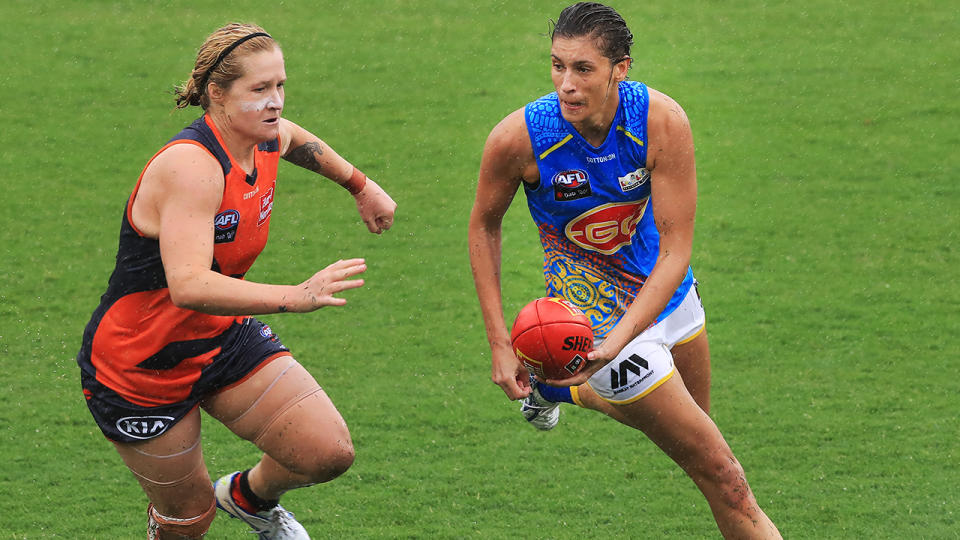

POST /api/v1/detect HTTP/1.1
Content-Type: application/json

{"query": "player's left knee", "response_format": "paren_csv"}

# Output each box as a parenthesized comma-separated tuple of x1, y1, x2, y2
(300, 438, 355, 483)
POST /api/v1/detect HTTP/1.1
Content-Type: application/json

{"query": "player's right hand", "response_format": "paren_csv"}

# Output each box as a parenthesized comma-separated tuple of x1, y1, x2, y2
(490, 344, 531, 400)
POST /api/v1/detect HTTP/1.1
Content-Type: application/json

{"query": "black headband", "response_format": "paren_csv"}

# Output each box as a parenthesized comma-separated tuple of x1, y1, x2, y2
(199, 32, 272, 92)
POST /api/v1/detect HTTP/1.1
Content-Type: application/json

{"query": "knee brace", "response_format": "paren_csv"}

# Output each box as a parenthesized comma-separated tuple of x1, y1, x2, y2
(147, 499, 216, 539)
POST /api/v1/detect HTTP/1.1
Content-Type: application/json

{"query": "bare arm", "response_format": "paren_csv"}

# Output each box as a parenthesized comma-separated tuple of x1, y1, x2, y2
(547, 89, 698, 385)
(280, 118, 397, 234)
(133, 143, 366, 316)
(468, 109, 539, 400)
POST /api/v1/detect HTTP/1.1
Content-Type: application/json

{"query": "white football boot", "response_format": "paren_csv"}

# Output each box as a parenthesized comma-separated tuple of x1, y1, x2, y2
(520, 378, 560, 430)
(214, 472, 310, 540)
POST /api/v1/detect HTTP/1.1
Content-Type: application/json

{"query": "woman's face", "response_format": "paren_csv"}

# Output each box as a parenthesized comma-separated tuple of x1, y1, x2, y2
(216, 47, 286, 143)
(550, 35, 627, 126)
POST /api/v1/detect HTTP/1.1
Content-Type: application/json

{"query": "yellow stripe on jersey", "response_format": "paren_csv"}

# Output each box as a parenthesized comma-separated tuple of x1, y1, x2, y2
(616, 126, 644, 146)
(539, 134, 574, 159)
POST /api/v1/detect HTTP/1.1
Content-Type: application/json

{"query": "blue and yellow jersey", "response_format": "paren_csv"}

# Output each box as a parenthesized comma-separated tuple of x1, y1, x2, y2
(523, 80, 694, 338)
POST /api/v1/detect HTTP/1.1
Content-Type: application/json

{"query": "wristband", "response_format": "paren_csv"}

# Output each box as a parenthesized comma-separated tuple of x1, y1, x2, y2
(344, 166, 367, 195)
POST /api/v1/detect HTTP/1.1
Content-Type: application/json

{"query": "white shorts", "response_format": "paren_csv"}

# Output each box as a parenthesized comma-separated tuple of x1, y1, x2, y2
(579, 284, 705, 405)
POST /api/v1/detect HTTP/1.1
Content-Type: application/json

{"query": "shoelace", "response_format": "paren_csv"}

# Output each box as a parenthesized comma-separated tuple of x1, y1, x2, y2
(267, 508, 299, 534)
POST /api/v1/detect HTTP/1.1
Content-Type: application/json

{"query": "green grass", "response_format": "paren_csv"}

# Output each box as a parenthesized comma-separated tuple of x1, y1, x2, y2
(1, 0, 958, 538)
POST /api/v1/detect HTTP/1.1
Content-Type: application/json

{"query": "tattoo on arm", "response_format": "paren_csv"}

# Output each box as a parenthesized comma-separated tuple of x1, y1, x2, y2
(284, 141, 325, 173)
(278, 305, 288, 313)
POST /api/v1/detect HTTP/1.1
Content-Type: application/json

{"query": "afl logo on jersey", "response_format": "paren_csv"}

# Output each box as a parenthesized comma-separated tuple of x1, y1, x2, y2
(214, 209, 240, 244)
(553, 169, 592, 201)
(564, 200, 648, 255)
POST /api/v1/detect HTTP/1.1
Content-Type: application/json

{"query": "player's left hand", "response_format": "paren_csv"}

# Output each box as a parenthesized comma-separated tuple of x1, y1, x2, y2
(541, 339, 618, 387)
(354, 178, 397, 234)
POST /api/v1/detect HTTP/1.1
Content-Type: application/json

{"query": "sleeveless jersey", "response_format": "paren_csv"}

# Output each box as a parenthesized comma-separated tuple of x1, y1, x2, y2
(523, 80, 694, 338)
(76, 114, 281, 407)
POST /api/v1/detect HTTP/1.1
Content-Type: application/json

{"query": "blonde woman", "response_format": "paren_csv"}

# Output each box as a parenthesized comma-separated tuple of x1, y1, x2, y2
(77, 23, 396, 539)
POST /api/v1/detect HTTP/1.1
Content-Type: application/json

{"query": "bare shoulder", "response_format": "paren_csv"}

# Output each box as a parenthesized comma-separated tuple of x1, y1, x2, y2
(647, 87, 691, 138)
(485, 108, 530, 154)
(482, 108, 537, 183)
(277, 117, 299, 156)
(134, 142, 224, 236)
(646, 87, 694, 169)
(144, 142, 223, 192)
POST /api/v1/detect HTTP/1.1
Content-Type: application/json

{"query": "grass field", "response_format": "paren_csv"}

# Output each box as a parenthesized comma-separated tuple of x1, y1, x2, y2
(1, 0, 957, 538)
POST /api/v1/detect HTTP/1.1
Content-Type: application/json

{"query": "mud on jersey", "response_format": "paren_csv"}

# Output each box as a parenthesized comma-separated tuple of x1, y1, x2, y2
(523, 81, 694, 338)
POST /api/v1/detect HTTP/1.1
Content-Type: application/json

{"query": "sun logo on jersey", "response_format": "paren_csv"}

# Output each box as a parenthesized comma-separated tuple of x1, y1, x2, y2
(564, 200, 648, 255)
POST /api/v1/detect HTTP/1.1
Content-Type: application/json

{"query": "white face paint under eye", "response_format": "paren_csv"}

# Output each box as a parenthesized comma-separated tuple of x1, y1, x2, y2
(240, 95, 283, 112)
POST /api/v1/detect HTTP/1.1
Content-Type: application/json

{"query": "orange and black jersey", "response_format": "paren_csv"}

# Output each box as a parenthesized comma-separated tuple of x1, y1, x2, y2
(77, 114, 282, 408)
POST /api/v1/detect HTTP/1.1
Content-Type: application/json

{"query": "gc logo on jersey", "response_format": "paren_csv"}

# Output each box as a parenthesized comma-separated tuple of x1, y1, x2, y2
(553, 169, 592, 201)
(214, 209, 240, 244)
(564, 200, 647, 255)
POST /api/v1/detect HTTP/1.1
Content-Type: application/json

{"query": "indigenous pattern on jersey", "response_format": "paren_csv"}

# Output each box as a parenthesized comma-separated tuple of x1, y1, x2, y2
(77, 114, 284, 414)
(523, 81, 694, 338)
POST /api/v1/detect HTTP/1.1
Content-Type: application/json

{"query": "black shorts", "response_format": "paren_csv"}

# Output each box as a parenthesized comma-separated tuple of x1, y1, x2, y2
(80, 317, 290, 443)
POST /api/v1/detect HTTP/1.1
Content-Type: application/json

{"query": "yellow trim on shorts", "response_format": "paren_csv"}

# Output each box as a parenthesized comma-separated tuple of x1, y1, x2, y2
(591, 367, 676, 406)
(570, 384, 584, 407)
(539, 134, 573, 159)
(673, 321, 706, 347)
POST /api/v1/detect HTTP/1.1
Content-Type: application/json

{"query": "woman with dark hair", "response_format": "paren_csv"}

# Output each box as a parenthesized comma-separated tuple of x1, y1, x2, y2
(469, 3, 781, 538)
(77, 23, 396, 539)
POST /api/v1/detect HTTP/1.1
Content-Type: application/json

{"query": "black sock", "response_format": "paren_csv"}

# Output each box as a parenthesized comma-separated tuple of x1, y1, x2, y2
(236, 469, 279, 511)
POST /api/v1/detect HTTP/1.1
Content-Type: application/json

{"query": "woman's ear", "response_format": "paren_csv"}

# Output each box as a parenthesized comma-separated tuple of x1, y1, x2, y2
(614, 56, 632, 82)
(207, 82, 223, 104)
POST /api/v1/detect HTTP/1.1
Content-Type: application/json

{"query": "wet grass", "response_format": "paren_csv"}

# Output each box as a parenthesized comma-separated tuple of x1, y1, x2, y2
(1, 0, 957, 538)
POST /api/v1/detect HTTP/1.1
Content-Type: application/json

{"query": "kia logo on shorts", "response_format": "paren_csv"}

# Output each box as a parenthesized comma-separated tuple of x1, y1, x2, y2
(564, 200, 648, 254)
(116, 415, 175, 440)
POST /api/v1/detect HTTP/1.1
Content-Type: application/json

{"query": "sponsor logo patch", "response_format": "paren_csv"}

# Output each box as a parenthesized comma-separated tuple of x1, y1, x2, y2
(116, 415, 175, 440)
(260, 324, 274, 338)
(552, 169, 592, 201)
(214, 209, 240, 243)
(618, 168, 650, 192)
(610, 354, 651, 391)
(564, 200, 648, 255)
(258, 187, 275, 227)
(564, 354, 585, 375)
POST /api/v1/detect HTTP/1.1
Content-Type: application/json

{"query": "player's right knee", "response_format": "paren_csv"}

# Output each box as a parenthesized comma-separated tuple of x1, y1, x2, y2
(148, 500, 216, 539)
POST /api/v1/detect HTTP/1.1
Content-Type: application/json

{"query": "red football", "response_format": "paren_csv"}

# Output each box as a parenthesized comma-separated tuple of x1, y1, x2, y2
(510, 297, 593, 380)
